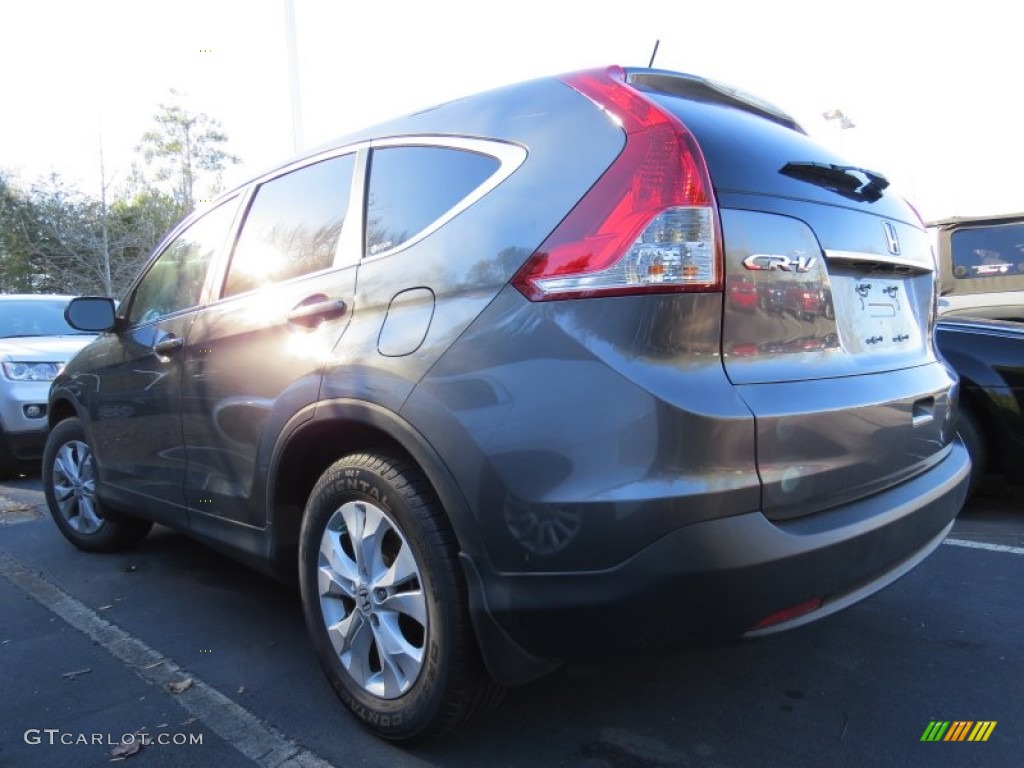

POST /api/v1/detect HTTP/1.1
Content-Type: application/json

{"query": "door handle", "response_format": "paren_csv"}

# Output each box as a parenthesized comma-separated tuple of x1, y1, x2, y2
(288, 297, 348, 328)
(153, 335, 185, 356)
(912, 397, 935, 427)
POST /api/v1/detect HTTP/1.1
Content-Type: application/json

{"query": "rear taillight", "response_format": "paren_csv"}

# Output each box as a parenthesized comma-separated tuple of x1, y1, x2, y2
(512, 66, 722, 301)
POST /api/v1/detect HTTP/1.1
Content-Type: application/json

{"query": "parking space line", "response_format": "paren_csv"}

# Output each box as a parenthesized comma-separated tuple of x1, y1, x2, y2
(0, 552, 337, 768)
(944, 538, 1024, 556)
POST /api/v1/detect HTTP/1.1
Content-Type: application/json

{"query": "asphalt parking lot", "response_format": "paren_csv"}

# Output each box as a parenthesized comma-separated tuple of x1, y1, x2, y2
(1, 473, 1020, 768)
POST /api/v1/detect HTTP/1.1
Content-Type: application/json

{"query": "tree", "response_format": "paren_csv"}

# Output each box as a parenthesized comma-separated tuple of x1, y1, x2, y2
(8, 174, 117, 295)
(0, 179, 37, 293)
(0, 94, 240, 297)
(0, 172, 183, 297)
(137, 90, 241, 211)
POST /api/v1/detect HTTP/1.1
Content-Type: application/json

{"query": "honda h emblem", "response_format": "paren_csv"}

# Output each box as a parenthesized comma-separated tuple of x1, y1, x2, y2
(882, 221, 901, 256)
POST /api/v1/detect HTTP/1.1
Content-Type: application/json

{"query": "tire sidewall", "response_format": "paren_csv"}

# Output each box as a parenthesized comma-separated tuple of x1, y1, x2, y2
(957, 407, 985, 496)
(298, 458, 458, 740)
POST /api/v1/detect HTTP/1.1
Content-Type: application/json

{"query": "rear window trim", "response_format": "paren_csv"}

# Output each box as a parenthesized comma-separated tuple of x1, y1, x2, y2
(360, 135, 527, 264)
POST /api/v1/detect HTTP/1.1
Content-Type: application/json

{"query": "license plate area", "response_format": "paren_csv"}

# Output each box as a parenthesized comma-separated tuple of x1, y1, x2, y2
(834, 276, 922, 355)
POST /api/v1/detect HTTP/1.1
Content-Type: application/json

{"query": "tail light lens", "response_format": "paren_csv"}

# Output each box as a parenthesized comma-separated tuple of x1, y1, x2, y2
(513, 66, 722, 301)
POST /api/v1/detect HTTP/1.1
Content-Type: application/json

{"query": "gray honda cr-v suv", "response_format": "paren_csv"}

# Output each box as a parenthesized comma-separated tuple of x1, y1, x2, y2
(46, 66, 970, 741)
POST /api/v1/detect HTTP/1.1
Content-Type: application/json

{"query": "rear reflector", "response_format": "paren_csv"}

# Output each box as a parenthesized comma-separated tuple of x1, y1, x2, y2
(750, 597, 824, 630)
(512, 66, 721, 301)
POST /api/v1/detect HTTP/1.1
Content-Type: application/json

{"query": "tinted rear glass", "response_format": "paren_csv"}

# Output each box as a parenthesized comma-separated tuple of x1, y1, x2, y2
(951, 222, 1024, 279)
(641, 89, 913, 221)
(366, 146, 499, 256)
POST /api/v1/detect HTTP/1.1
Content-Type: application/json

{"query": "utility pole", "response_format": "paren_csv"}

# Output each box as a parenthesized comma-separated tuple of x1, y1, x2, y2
(284, 0, 305, 153)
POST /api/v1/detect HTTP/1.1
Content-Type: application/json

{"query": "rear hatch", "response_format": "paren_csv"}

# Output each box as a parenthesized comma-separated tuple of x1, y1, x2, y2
(632, 72, 953, 520)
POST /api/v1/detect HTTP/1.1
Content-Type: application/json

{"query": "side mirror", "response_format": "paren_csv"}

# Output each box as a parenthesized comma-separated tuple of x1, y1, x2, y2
(65, 296, 117, 332)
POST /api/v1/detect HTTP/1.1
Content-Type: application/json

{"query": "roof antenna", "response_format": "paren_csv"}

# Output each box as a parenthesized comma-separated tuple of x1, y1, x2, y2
(648, 39, 660, 68)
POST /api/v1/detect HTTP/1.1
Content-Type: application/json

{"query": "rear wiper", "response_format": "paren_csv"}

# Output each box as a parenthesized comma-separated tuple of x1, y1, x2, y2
(780, 161, 890, 203)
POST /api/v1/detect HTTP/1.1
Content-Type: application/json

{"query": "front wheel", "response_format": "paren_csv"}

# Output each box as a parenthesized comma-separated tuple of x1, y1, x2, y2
(298, 452, 502, 742)
(43, 418, 152, 551)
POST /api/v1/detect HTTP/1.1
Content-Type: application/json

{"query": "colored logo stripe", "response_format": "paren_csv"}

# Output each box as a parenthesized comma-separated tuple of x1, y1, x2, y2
(945, 721, 973, 741)
(921, 721, 949, 741)
(969, 722, 997, 742)
(921, 720, 996, 742)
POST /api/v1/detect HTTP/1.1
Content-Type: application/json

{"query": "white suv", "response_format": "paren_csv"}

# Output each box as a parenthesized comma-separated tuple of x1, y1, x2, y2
(0, 295, 94, 475)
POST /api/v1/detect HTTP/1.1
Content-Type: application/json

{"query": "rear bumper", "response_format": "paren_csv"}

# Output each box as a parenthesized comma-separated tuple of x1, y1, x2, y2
(468, 439, 969, 662)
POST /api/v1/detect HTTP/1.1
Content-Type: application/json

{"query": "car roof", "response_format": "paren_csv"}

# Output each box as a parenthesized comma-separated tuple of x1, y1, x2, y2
(928, 212, 1024, 229)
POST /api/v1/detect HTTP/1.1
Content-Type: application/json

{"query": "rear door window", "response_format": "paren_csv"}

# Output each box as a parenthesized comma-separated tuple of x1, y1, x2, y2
(224, 153, 356, 297)
(951, 222, 1024, 279)
(365, 146, 500, 256)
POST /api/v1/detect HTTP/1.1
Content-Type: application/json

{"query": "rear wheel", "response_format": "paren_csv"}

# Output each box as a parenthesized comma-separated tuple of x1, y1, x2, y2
(43, 418, 152, 551)
(298, 452, 502, 742)
(957, 407, 986, 497)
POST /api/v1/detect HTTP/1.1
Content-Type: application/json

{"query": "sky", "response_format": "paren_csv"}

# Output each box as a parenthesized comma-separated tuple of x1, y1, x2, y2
(1, 0, 1020, 223)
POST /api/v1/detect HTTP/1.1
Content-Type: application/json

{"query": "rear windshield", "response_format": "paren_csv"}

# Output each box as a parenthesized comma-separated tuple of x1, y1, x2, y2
(640, 89, 914, 222)
(950, 222, 1024, 279)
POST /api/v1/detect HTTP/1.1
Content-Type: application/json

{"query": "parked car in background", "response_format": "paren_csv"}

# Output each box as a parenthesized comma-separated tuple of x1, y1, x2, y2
(0, 294, 95, 476)
(931, 211, 1024, 321)
(43, 65, 969, 741)
(936, 317, 1024, 494)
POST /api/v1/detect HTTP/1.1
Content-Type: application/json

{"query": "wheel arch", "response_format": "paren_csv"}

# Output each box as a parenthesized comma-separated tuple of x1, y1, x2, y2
(957, 382, 1008, 479)
(47, 394, 83, 430)
(266, 399, 487, 575)
(266, 398, 553, 685)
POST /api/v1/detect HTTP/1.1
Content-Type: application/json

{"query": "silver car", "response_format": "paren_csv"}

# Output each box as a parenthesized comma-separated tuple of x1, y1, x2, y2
(0, 294, 94, 475)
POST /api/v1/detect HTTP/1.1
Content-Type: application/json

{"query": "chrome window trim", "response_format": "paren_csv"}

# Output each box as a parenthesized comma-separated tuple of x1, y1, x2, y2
(824, 249, 934, 274)
(247, 142, 372, 187)
(361, 136, 528, 263)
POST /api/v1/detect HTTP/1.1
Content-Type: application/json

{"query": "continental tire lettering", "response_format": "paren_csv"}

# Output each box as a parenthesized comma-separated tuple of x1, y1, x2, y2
(350, 701, 402, 727)
(334, 475, 391, 509)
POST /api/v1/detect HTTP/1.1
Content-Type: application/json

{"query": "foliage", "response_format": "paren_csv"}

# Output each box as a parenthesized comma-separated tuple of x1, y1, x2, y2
(137, 90, 240, 210)
(0, 172, 182, 297)
(0, 96, 239, 298)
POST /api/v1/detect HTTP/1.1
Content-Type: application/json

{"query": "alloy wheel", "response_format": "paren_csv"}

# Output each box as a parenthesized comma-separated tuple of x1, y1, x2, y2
(317, 500, 428, 699)
(51, 440, 102, 534)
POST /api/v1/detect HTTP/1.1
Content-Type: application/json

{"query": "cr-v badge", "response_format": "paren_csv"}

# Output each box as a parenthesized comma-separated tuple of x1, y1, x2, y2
(742, 253, 817, 272)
